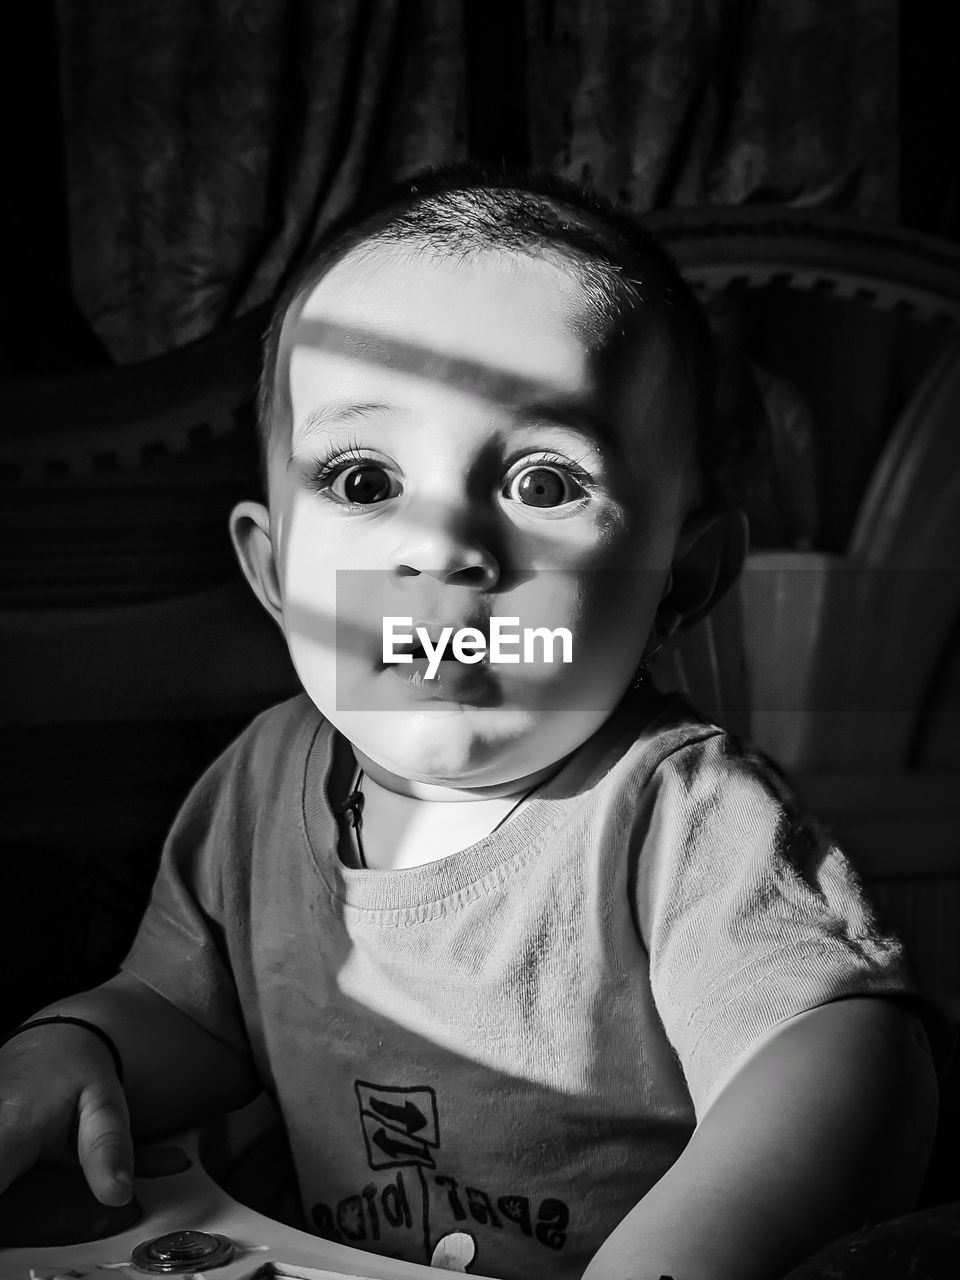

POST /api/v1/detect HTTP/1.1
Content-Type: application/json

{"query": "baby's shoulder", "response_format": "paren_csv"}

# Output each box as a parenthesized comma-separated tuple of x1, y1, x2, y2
(618, 694, 800, 817)
(197, 692, 327, 803)
(240, 691, 326, 758)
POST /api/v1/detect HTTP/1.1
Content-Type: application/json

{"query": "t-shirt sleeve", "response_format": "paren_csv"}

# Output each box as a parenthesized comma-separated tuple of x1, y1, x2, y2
(634, 732, 935, 1116)
(120, 726, 257, 1062)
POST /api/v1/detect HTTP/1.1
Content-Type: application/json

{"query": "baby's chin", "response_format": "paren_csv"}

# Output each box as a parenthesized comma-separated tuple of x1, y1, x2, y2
(323, 700, 592, 791)
(336, 702, 536, 785)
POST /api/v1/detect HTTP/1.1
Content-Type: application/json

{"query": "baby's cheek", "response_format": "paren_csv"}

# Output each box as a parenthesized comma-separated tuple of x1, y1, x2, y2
(580, 564, 663, 636)
(280, 567, 339, 654)
(282, 626, 338, 704)
(278, 552, 343, 693)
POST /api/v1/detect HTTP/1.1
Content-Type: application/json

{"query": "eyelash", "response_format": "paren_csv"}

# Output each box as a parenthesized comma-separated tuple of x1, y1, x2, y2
(303, 441, 596, 505)
(303, 438, 375, 493)
(503, 450, 595, 507)
(510, 449, 592, 482)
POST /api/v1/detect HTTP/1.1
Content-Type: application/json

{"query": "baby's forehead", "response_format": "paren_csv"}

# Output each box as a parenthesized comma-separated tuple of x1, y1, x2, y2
(284, 243, 605, 400)
(294, 237, 604, 321)
(276, 239, 694, 472)
(289, 238, 678, 377)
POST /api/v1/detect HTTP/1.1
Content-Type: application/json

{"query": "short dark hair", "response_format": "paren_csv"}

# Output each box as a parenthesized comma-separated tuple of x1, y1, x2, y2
(258, 162, 720, 499)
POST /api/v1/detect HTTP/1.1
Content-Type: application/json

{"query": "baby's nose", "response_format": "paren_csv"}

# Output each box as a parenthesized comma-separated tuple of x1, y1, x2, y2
(388, 497, 500, 588)
(394, 536, 499, 589)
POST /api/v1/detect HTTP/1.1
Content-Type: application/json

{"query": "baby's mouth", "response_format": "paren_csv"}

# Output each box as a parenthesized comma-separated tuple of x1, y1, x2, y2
(404, 641, 485, 663)
(389, 621, 489, 663)
(379, 618, 500, 704)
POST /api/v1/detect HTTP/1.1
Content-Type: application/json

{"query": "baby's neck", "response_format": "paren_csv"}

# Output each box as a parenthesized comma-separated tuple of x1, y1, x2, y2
(354, 773, 537, 871)
(337, 747, 566, 871)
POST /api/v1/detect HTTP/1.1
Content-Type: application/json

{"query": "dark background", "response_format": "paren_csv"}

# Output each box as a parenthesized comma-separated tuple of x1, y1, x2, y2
(8, 0, 958, 380)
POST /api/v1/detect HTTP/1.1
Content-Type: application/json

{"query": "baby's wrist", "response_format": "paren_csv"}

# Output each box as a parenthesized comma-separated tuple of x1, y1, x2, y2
(0, 1015, 124, 1082)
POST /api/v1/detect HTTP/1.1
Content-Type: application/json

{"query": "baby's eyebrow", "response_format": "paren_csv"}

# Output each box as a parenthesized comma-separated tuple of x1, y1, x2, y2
(294, 399, 613, 457)
(511, 401, 612, 451)
(292, 399, 615, 461)
(297, 401, 398, 438)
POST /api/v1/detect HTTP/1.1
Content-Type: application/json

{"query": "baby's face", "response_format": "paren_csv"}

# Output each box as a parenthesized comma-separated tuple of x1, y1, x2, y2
(266, 242, 692, 789)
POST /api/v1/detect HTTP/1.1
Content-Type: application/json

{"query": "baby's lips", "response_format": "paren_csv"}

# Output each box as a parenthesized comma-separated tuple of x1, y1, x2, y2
(392, 618, 491, 655)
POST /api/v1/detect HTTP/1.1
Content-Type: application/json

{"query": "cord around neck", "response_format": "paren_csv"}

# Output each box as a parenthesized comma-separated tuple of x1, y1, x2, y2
(332, 742, 549, 871)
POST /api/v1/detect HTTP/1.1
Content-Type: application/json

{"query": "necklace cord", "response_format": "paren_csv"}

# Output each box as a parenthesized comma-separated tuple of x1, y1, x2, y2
(341, 766, 548, 870)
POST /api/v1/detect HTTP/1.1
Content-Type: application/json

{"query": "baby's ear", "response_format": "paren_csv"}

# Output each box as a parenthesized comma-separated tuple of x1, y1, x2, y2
(656, 503, 748, 640)
(229, 500, 284, 631)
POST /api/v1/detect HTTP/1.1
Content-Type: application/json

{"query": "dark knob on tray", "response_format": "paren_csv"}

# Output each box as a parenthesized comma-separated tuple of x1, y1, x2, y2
(131, 1228, 236, 1272)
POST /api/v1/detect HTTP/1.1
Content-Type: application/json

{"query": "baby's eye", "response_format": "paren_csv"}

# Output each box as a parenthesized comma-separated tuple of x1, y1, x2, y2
(309, 456, 401, 505)
(503, 463, 585, 508)
(335, 463, 398, 505)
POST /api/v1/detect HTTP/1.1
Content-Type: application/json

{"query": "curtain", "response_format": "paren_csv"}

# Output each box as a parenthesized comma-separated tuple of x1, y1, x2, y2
(57, 0, 898, 363)
(57, 0, 466, 362)
(525, 0, 898, 216)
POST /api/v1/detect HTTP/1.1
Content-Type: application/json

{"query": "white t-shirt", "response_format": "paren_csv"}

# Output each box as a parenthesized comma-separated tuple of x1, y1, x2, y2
(123, 686, 923, 1280)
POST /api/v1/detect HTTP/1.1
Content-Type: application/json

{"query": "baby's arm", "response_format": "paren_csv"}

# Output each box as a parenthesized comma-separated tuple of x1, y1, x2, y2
(39, 972, 261, 1133)
(0, 972, 260, 1203)
(582, 997, 938, 1280)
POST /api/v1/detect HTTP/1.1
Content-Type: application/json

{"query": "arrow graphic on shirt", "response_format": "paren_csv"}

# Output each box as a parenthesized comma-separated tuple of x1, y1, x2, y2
(369, 1097, 428, 1133)
(372, 1127, 434, 1163)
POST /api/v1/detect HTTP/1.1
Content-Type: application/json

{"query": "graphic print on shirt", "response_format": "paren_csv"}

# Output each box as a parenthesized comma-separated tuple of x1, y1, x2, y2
(308, 1080, 570, 1272)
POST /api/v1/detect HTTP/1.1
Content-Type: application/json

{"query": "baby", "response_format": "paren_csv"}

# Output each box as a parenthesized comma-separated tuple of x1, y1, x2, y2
(0, 168, 942, 1280)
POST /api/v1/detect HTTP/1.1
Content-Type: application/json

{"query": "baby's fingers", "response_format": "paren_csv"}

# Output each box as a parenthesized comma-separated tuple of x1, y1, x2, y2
(76, 1085, 133, 1206)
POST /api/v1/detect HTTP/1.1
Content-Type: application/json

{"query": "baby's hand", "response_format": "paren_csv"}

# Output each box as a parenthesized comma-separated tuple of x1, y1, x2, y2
(0, 1022, 133, 1206)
